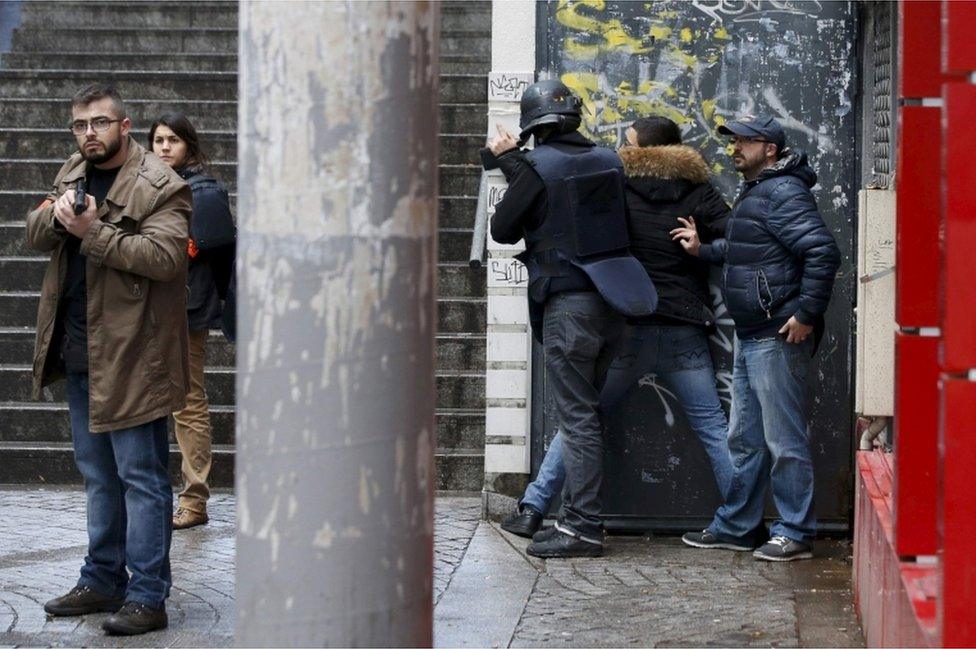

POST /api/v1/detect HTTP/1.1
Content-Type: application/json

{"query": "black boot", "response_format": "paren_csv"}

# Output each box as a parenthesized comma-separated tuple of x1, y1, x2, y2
(500, 506, 543, 538)
(526, 528, 603, 558)
(44, 585, 124, 617)
(102, 601, 168, 636)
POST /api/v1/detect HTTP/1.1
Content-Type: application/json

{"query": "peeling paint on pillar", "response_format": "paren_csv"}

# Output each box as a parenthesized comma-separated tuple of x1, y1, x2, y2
(235, 2, 438, 646)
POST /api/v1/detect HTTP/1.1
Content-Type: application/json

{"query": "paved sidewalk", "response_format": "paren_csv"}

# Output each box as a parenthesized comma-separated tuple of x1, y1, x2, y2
(1, 489, 863, 647)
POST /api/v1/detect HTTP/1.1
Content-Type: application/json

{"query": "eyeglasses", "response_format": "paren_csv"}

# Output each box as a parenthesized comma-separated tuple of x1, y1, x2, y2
(728, 136, 773, 146)
(69, 117, 122, 135)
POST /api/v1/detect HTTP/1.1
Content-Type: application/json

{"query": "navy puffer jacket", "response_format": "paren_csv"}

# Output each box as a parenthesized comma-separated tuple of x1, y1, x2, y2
(699, 150, 841, 339)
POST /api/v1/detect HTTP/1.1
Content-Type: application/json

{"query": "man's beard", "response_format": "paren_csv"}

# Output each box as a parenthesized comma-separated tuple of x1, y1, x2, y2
(80, 135, 122, 164)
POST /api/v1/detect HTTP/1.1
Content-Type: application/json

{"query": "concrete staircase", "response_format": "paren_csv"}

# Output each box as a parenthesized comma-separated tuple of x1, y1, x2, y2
(0, 0, 240, 486)
(436, 2, 489, 492)
(0, 0, 489, 492)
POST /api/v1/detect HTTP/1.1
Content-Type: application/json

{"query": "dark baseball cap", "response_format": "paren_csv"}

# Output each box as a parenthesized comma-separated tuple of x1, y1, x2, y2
(718, 114, 785, 151)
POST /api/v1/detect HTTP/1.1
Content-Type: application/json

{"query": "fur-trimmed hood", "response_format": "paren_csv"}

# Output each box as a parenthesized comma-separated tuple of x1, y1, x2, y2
(619, 144, 710, 183)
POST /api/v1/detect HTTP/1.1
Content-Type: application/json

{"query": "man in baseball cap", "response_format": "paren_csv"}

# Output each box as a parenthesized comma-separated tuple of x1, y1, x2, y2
(672, 111, 841, 562)
(717, 113, 786, 154)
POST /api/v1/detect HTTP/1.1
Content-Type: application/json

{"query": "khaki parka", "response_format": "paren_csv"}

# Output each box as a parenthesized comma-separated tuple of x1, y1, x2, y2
(25, 137, 193, 432)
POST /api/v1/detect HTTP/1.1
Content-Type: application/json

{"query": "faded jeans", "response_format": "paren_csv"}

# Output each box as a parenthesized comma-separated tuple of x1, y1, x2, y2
(707, 335, 817, 543)
(522, 325, 731, 515)
(67, 373, 173, 608)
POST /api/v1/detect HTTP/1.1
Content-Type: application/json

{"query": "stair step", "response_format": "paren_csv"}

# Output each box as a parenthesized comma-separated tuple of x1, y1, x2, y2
(440, 134, 485, 166)
(0, 189, 238, 223)
(0, 127, 236, 161)
(0, 255, 482, 297)
(0, 98, 238, 130)
(436, 333, 486, 371)
(11, 27, 238, 54)
(18, 2, 238, 29)
(438, 228, 478, 263)
(439, 29, 490, 57)
(0, 69, 236, 101)
(0, 159, 236, 194)
(433, 448, 485, 491)
(440, 55, 491, 75)
(439, 195, 479, 229)
(436, 408, 486, 451)
(441, 5, 491, 32)
(1, 51, 238, 72)
(0, 325, 235, 367)
(0, 440, 235, 486)
(0, 401, 236, 445)
(440, 74, 486, 104)
(440, 103, 488, 135)
(0, 364, 237, 405)
(435, 371, 485, 410)
(0, 290, 488, 333)
(437, 263, 486, 298)
(437, 298, 487, 334)
(440, 164, 481, 196)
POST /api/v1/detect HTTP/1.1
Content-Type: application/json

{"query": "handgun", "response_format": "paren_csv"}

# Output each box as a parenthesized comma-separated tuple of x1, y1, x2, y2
(73, 178, 87, 215)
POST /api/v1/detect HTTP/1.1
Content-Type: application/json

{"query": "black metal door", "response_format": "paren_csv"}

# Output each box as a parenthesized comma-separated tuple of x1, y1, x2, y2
(531, 0, 858, 532)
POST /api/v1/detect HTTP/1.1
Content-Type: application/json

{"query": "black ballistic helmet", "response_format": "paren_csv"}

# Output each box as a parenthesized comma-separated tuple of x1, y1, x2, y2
(519, 79, 583, 140)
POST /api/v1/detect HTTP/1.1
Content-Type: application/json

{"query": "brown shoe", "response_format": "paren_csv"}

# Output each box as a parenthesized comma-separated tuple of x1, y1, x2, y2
(172, 507, 208, 530)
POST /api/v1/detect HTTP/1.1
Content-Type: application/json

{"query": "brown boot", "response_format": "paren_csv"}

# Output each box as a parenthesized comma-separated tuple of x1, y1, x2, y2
(172, 507, 208, 530)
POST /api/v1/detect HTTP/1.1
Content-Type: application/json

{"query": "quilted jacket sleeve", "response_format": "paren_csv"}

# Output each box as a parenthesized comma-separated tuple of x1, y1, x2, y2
(765, 180, 841, 325)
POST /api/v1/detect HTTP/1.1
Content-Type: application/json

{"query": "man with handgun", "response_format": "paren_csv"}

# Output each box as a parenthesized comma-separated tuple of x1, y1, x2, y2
(484, 80, 657, 558)
(25, 84, 191, 635)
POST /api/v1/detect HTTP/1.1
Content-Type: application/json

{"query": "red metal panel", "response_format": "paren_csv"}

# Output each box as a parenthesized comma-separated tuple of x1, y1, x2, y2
(900, 1, 942, 98)
(943, 85, 976, 370)
(894, 334, 939, 556)
(940, 380, 976, 647)
(896, 107, 941, 327)
(944, 0, 976, 75)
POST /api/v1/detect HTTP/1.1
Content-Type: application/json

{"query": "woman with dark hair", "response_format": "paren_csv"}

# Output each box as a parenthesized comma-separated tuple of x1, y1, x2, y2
(149, 114, 236, 530)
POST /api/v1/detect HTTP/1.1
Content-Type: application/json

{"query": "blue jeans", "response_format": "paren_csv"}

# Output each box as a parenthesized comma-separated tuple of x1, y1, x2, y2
(708, 335, 816, 543)
(522, 325, 731, 515)
(66, 373, 173, 608)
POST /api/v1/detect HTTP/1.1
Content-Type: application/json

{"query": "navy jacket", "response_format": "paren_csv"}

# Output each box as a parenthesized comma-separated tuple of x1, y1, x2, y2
(699, 150, 841, 339)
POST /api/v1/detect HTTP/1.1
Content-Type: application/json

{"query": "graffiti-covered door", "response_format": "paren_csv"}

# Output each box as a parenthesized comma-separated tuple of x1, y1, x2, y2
(530, 0, 857, 530)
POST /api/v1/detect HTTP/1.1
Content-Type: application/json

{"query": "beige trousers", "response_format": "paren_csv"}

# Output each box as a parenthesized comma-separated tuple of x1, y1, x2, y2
(173, 329, 212, 513)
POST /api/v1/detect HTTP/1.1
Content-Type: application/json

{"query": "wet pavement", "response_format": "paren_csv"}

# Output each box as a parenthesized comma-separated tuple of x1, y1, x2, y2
(0, 489, 863, 647)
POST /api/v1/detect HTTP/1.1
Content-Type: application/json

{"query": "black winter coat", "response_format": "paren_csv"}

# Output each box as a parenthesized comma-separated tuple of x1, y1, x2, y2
(700, 150, 841, 339)
(619, 145, 729, 326)
(178, 167, 236, 333)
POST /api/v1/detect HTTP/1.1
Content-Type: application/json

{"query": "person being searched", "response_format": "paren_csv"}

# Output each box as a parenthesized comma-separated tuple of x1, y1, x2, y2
(27, 84, 191, 634)
(149, 114, 237, 531)
(501, 116, 742, 542)
(671, 114, 841, 561)
(485, 80, 658, 559)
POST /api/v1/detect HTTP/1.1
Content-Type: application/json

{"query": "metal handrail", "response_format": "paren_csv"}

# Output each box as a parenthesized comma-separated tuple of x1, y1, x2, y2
(468, 171, 489, 269)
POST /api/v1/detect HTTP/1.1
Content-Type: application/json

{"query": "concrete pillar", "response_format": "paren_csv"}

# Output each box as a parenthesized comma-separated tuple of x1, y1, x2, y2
(235, 2, 439, 646)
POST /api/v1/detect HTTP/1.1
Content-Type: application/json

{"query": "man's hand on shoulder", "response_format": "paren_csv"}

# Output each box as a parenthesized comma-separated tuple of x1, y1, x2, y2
(53, 189, 98, 239)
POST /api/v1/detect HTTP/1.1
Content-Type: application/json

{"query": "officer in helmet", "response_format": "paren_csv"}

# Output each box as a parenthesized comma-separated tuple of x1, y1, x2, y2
(485, 79, 658, 558)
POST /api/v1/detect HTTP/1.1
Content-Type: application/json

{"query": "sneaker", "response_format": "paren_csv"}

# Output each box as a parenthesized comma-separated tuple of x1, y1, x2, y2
(753, 535, 813, 562)
(173, 507, 208, 530)
(44, 585, 124, 617)
(532, 524, 560, 543)
(526, 525, 603, 559)
(102, 601, 168, 636)
(500, 506, 543, 539)
(681, 529, 753, 551)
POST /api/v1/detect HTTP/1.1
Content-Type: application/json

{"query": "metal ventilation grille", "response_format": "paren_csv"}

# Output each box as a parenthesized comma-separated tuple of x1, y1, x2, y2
(872, 1, 893, 187)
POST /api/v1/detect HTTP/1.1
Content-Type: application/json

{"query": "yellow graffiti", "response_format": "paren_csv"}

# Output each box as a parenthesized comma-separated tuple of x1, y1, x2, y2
(556, 0, 656, 55)
(554, 0, 736, 156)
